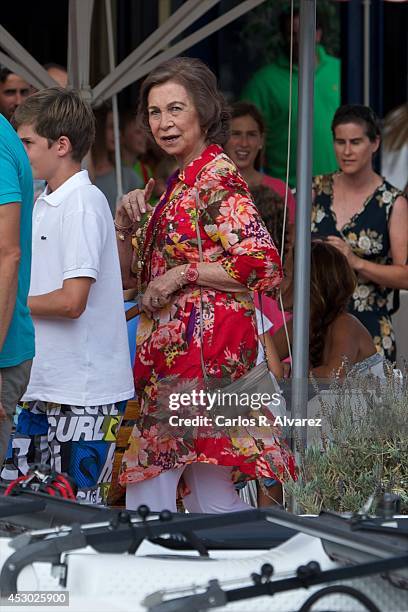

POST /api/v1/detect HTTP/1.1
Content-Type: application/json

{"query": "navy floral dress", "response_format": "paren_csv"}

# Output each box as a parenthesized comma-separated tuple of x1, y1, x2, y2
(312, 173, 403, 362)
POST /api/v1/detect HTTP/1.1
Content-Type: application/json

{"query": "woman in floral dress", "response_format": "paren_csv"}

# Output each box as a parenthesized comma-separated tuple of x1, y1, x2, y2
(312, 105, 408, 361)
(114, 57, 295, 513)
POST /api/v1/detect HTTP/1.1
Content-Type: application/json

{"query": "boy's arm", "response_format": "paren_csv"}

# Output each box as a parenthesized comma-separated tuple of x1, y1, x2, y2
(32, 204, 107, 319)
(28, 277, 93, 319)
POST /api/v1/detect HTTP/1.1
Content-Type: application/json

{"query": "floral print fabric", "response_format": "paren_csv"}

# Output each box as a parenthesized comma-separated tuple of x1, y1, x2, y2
(119, 144, 296, 488)
(312, 173, 402, 360)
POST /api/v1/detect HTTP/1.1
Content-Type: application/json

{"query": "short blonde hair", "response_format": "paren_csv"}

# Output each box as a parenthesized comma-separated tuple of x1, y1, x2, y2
(13, 87, 95, 162)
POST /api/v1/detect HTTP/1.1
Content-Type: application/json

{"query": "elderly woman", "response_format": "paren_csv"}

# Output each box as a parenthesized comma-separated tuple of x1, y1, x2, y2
(115, 57, 295, 513)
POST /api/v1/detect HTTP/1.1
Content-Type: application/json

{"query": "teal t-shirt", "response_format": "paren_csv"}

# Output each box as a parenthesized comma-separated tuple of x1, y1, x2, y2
(241, 45, 340, 187)
(0, 114, 35, 367)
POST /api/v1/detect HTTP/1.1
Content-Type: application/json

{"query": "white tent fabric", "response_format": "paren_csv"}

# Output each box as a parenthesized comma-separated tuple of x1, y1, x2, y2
(92, 0, 222, 104)
(0, 0, 267, 201)
(92, 0, 267, 104)
(0, 0, 267, 104)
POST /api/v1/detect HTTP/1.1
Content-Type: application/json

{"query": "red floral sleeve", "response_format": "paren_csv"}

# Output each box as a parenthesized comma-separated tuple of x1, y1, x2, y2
(196, 154, 282, 293)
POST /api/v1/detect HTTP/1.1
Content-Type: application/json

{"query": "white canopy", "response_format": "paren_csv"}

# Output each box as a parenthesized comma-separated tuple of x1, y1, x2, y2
(0, 0, 267, 103)
(1, 0, 267, 198)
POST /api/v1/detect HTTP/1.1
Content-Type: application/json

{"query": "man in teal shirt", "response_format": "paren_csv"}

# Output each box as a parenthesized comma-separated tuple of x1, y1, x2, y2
(242, 9, 340, 187)
(0, 113, 35, 464)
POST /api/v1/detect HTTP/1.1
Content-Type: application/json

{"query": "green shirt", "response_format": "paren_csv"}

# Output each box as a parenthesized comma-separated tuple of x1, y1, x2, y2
(241, 45, 340, 187)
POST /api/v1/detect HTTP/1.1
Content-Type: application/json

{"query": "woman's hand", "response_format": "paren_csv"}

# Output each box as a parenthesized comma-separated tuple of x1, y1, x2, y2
(326, 235, 360, 270)
(142, 266, 186, 316)
(115, 178, 155, 225)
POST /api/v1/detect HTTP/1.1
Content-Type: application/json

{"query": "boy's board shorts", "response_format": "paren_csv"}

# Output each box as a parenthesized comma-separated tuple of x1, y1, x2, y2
(1, 400, 126, 504)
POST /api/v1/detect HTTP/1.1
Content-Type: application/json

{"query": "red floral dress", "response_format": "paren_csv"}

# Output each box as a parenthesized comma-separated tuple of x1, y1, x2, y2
(119, 144, 296, 488)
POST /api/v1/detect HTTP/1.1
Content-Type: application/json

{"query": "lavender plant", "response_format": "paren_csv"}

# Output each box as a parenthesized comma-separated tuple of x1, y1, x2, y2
(285, 363, 408, 514)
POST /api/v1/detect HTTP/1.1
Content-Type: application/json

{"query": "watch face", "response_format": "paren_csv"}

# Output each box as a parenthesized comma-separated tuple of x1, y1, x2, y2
(186, 265, 199, 282)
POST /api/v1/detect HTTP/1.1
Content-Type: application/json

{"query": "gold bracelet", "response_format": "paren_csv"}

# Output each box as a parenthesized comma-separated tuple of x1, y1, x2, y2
(114, 220, 134, 231)
(115, 221, 136, 241)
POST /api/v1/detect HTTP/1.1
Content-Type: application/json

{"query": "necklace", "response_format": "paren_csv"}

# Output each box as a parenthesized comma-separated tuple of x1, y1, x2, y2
(130, 214, 151, 295)
(132, 179, 180, 294)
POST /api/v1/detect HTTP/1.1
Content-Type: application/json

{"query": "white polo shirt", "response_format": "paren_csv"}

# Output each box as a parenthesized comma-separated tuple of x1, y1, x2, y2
(23, 170, 134, 405)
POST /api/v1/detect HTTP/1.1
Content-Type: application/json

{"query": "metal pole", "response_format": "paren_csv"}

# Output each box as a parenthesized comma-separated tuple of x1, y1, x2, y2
(158, 0, 172, 26)
(290, 0, 316, 465)
(105, 0, 123, 204)
(67, 0, 94, 99)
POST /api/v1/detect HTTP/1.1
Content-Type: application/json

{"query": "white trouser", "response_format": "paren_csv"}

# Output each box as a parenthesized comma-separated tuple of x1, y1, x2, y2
(125, 463, 252, 513)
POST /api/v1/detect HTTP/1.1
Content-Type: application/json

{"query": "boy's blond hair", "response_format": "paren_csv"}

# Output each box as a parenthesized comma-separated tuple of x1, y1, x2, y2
(12, 87, 95, 162)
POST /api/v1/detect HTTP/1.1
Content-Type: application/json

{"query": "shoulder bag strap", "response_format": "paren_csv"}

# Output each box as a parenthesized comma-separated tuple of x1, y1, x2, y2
(193, 191, 270, 379)
(194, 191, 210, 386)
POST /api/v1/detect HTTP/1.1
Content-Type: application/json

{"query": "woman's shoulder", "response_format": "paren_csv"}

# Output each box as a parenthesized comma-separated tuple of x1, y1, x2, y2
(261, 175, 296, 216)
(261, 174, 285, 192)
(325, 313, 375, 364)
(200, 148, 237, 176)
(197, 149, 249, 194)
(312, 173, 335, 197)
(370, 179, 406, 220)
(378, 178, 404, 201)
(261, 174, 294, 197)
(330, 312, 372, 340)
(332, 312, 359, 328)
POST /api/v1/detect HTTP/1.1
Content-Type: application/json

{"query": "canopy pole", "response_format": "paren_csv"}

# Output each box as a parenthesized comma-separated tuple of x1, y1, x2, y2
(105, 0, 123, 204)
(67, 0, 94, 96)
(290, 0, 316, 486)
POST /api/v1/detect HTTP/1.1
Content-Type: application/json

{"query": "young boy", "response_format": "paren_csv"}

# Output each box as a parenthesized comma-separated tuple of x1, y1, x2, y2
(1, 88, 134, 503)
